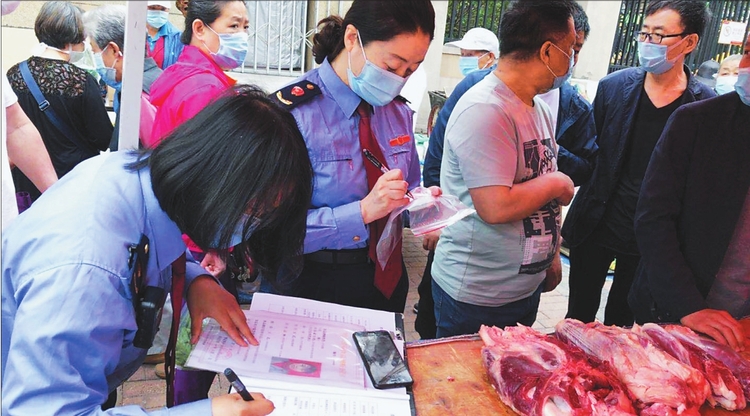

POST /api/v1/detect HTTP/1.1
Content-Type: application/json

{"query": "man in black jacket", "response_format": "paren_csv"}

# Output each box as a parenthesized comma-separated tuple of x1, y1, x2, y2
(562, 0, 715, 327)
(628, 33, 750, 351)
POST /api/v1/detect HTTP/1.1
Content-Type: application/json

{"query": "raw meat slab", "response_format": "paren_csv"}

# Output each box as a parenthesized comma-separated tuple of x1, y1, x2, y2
(406, 319, 750, 416)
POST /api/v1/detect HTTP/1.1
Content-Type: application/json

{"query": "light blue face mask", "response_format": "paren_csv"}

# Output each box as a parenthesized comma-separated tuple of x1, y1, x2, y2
(94, 44, 121, 91)
(210, 215, 261, 249)
(735, 67, 750, 106)
(714, 75, 738, 95)
(637, 38, 685, 75)
(459, 56, 479, 76)
(347, 30, 408, 107)
(205, 25, 249, 70)
(544, 42, 574, 90)
(458, 53, 489, 76)
(147, 10, 169, 29)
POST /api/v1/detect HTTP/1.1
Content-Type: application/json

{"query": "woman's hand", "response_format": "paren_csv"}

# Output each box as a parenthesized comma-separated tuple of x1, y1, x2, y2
(360, 169, 410, 224)
(200, 250, 227, 278)
(211, 393, 275, 416)
(187, 275, 258, 346)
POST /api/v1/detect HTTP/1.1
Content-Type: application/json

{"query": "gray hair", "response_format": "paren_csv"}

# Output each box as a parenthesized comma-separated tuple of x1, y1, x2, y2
(83, 4, 126, 51)
(35, 1, 85, 49)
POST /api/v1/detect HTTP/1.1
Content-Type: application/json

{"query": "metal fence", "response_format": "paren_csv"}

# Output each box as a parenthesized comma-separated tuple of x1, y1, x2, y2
(444, 0, 511, 42)
(608, 0, 750, 74)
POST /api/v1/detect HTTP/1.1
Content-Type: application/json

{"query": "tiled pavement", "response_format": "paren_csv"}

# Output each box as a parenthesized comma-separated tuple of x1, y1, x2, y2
(118, 229, 611, 409)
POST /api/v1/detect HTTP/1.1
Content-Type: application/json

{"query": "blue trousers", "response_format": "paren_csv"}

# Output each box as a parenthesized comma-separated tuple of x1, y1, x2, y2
(433, 279, 543, 338)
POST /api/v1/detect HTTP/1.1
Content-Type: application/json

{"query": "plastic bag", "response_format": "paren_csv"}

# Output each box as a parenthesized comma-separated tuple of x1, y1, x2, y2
(376, 187, 475, 269)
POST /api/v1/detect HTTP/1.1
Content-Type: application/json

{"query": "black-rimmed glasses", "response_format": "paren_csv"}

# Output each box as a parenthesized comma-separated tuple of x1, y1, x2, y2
(634, 31, 686, 44)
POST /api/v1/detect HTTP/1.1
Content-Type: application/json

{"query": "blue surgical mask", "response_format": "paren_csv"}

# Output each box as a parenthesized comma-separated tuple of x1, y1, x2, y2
(637, 38, 685, 75)
(210, 215, 260, 249)
(735, 67, 750, 106)
(205, 25, 248, 70)
(347, 30, 408, 107)
(147, 10, 169, 29)
(94, 45, 121, 90)
(459, 56, 479, 76)
(714, 75, 738, 95)
(458, 53, 490, 76)
(545, 43, 574, 90)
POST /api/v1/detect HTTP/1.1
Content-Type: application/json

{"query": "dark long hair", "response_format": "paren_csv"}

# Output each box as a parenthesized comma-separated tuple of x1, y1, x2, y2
(129, 85, 313, 281)
(312, 0, 435, 65)
(181, 0, 244, 45)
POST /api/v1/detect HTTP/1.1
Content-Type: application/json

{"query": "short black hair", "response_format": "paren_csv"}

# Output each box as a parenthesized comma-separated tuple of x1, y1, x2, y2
(499, 0, 575, 61)
(645, 0, 709, 38)
(129, 85, 313, 282)
(34, 1, 85, 49)
(312, 0, 436, 65)
(571, 1, 590, 40)
(181, 0, 244, 45)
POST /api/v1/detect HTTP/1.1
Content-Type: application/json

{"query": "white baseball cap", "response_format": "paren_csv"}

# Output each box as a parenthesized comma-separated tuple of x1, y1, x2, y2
(148, 1, 171, 9)
(446, 28, 499, 57)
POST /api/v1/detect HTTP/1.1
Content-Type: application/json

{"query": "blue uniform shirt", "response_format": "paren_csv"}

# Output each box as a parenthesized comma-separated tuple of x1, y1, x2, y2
(288, 59, 421, 253)
(2, 151, 210, 415)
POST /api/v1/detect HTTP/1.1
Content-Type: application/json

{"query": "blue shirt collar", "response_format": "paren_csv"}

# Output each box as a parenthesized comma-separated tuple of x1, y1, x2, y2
(136, 156, 186, 272)
(318, 58, 362, 119)
(148, 21, 176, 43)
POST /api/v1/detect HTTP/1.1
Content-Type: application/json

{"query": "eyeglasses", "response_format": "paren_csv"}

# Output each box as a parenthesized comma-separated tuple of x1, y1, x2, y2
(635, 31, 686, 44)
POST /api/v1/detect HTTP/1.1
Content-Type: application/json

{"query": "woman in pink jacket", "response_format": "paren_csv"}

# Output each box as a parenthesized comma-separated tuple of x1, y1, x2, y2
(148, 0, 250, 405)
(150, 0, 247, 143)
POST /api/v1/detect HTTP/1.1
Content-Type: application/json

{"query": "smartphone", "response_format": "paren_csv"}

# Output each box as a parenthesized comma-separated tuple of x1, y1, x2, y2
(352, 330, 413, 389)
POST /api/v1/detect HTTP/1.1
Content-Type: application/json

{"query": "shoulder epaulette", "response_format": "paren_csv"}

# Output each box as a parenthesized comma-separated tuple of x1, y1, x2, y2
(394, 95, 410, 104)
(271, 81, 321, 109)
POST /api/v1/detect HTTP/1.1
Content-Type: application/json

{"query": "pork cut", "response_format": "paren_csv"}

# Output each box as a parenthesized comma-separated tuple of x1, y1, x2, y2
(555, 320, 709, 415)
(635, 323, 745, 410)
(479, 324, 635, 415)
(664, 324, 750, 401)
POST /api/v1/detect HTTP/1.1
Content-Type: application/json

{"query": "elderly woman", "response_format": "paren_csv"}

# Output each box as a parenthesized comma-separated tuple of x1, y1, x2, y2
(5, 1, 112, 203)
(2, 85, 313, 415)
(83, 4, 163, 149)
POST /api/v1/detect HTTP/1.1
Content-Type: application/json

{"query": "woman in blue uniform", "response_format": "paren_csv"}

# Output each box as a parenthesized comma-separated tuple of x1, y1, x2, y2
(2, 86, 312, 415)
(273, 0, 438, 313)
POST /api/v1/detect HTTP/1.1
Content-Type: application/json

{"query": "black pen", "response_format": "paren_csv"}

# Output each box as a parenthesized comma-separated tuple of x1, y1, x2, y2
(224, 368, 253, 401)
(362, 149, 414, 199)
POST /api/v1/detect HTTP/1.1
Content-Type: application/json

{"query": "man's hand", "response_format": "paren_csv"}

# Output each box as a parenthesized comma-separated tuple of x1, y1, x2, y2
(211, 393, 274, 416)
(681, 309, 745, 351)
(421, 230, 442, 251)
(187, 275, 257, 346)
(551, 171, 575, 206)
(543, 254, 562, 293)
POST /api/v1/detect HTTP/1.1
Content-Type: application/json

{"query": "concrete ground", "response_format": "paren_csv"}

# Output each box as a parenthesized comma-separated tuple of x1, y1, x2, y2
(117, 229, 611, 409)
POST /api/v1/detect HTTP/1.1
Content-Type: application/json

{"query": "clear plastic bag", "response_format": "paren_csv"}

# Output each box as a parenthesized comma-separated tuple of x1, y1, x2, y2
(376, 187, 475, 269)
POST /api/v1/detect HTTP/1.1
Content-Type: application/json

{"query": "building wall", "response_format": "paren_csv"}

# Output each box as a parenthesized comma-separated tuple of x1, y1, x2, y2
(431, 0, 622, 107)
(1, 1, 187, 73)
(2, 1, 622, 131)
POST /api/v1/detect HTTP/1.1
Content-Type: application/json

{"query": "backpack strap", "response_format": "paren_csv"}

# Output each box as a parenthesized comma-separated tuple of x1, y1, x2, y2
(271, 80, 321, 109)
(19, 61, 98, 154)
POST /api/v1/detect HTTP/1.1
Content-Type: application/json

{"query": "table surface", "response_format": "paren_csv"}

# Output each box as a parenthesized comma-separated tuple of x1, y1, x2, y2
(406, 320, 750, 416)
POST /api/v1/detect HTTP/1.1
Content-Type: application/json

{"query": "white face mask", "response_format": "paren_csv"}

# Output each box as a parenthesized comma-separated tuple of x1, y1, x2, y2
(714, 75, 738, 95)
(44, 44, 87, 66)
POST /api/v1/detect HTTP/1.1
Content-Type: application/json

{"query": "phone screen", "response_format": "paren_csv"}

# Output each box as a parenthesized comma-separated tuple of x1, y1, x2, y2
(352, 330, 413, 389)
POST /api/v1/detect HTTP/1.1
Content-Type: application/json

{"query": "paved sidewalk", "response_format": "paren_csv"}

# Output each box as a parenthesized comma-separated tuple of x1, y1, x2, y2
(118, 229, 611, 409)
